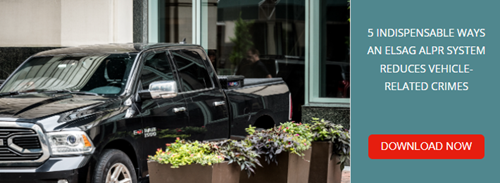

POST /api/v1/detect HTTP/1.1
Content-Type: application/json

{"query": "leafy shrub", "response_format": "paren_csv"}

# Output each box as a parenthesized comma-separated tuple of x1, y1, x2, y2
(279, 121, 314, 142)
(245, 122, 313, 165)
(148, 138, 223, 168)
(310, 118, 350, 169)
(207, 140, 261, 177)
(149, 137, 261, 177)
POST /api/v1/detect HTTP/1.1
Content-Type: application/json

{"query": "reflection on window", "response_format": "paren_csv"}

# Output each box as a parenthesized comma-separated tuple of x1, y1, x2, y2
(157, 0, 193, 43)
(171, 50, 213, 91)
(140, 52, 174, 90)
(1, 54, 135, 95)
(319, 0, 350, 98)
(209, 0, 307, 121)
(213, 0, 306, 75)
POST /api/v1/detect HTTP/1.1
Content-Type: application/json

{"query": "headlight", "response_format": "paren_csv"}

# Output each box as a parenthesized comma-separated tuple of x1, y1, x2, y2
(46, 131, 94, 155)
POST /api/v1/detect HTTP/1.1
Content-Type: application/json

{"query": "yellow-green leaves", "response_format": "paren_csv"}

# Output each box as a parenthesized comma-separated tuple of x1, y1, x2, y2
(148, 138, 224, 168)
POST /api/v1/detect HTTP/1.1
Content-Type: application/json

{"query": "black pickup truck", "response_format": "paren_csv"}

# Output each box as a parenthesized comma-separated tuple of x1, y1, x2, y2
(0, 43, 291, 183)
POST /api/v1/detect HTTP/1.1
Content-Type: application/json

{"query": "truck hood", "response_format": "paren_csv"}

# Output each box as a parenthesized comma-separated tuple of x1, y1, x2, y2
(0, 93, 118, 120)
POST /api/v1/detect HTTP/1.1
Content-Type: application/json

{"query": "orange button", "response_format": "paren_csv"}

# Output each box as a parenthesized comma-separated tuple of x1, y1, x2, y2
(368, 134, 484, 159)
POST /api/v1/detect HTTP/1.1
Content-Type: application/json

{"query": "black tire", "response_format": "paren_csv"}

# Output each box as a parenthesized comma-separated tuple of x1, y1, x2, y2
(93, 149, 137, 183)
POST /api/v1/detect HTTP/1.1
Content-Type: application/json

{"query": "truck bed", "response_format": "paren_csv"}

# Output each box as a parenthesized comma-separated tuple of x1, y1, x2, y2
(219, 76, 290, 138)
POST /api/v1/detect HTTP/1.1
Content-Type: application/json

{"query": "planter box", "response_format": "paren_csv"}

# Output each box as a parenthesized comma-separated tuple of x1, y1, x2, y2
(239, 148, 312, 183)
(148, 161, 240, 183)
(308, 141, 342, 183)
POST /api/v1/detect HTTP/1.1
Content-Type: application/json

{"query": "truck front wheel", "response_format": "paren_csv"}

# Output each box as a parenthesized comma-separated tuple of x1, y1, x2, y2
(93, 149, 137, 183)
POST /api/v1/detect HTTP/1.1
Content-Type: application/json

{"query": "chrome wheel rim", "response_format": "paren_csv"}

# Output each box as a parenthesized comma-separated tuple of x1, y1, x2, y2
(106, 163, 132, 183)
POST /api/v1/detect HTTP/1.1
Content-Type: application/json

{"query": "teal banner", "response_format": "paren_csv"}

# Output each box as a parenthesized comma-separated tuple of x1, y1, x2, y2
(352, 0, 498, 182)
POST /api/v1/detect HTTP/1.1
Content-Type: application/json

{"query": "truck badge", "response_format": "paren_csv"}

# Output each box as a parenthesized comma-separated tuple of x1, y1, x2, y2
(144, 127, 157, 138)
(133, 129, 143, 135)
(0, 139, 3, 146)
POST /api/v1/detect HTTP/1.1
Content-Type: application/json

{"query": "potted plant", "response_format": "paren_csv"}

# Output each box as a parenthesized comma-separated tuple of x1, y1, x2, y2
(147, 138, 230, 183)
(308, 118, 351, 183)
(147, 138, 261, 183)
(207, 139, 262, 177)
(240, 122, 313, 183)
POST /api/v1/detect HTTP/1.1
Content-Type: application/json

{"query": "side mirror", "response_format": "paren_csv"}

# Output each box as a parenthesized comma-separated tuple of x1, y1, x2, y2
(149, 80, 178, 99)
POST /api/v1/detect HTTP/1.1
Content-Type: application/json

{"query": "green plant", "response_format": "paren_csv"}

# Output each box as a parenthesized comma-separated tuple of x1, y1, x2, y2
(245, 123, 312, 165)
(229, 13, 254, 65)
(310, 118, 350, 170)
(207, 140, 261, 177)
(148, 138, 224, 168)
(149, 137, 261, 177)
(279, 121, 314, 142)
(245, 125, 256, 135)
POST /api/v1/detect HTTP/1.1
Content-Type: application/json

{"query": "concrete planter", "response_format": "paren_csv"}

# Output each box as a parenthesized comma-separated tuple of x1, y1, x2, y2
(239, 148, 312, 183)
(308, 141, 342, 183)
(147, 161, 240, 183)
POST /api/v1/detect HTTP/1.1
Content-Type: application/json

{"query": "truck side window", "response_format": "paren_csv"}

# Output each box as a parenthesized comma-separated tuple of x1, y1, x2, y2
(171, 50, 213, 92)
(139, 52, 174, 90)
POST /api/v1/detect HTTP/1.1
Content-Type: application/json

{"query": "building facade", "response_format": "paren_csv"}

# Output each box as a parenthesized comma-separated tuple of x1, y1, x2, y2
(0, 0, 349, 128)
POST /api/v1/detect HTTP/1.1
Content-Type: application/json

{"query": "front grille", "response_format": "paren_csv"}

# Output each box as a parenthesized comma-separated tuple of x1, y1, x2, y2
(13, 136, 41, 149)
(0, 147, 41, 160)
(0, 128, 34, 136)
(0, 128, 42, 161)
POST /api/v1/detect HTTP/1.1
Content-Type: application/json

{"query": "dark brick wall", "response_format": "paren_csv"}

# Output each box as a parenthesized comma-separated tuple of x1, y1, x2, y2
(0, 47, 60, 79)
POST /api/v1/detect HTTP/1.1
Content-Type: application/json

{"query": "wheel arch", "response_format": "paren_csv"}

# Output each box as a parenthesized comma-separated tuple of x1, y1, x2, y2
(253, 114, 276, 129)
(101, 139, 140, 173)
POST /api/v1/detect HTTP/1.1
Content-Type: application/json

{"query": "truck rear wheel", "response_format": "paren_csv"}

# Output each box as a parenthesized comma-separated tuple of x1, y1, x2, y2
(93, 149, 137, 183)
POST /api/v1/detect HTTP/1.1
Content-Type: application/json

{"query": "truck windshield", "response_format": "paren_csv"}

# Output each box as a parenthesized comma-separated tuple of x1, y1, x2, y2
(0, 54, 136, 95)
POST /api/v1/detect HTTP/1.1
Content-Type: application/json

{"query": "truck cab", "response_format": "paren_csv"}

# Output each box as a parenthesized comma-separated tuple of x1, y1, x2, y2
(0, 43, 290, 183)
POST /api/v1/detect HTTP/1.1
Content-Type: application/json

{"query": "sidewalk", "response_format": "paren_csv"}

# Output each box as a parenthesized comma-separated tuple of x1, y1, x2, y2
(342, 166, 351, 183)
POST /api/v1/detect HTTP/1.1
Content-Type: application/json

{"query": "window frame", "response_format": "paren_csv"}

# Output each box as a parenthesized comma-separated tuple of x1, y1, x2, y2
(167, 49, 216, 94)
(305, 0, 350, 107)
(136, 49, 180, 92)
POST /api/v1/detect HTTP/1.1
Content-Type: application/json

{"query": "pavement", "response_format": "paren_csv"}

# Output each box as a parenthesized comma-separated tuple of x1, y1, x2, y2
(342, 166, 351, 183)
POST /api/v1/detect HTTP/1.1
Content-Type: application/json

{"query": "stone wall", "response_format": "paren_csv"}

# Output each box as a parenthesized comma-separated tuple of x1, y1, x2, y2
(301, 105, 350, 129)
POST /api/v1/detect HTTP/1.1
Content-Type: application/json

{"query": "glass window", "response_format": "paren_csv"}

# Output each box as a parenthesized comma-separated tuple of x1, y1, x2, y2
(0, 54, 136, 95)
(155, 0, 193, 43)
(139, 51, 175, 90)
(210, 0, 305, 76)
(200, 0, 306, 121)
(319, 0, 350, 98)
(171, 49, 213, 91)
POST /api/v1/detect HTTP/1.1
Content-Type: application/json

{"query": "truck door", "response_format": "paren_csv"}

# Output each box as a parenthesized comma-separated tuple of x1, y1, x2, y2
(169, 49, 230, 141)
(136, 50, 188, 169)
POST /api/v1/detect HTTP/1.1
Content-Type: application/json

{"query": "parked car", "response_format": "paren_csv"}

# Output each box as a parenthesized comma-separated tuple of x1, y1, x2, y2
(0, 43, 291, 183)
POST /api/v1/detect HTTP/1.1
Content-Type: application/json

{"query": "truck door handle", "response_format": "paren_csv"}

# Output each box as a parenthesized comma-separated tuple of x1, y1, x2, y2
(173, 107, 186, 113)
(213, 101, 225, 106)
